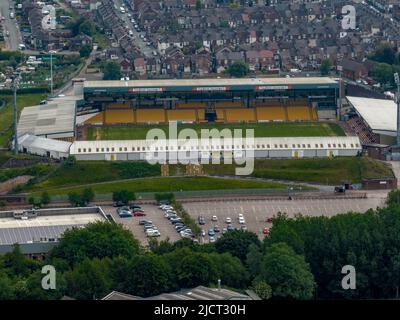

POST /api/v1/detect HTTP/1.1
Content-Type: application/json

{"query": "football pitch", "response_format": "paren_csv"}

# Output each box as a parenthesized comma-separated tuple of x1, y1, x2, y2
(86, 122, 345, 140)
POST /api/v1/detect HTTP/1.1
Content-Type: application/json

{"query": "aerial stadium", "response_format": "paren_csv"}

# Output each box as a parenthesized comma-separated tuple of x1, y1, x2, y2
(16, 76, 366, 161)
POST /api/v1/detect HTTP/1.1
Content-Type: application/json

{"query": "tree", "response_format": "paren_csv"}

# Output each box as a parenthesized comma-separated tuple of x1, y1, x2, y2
(209, 252, 248, 288)
(227, 61, 249, 78)
(196, 0, 202, 10)
(112, 190, 136, 205)
(123, 255, 172, 297)
(370, 43, 396, 65)
(386, 189, 400, 207)
(68, 192, 83, 207)
(82, 188, 95, 204)
(320, 59, 332, 75)
(250, 279, 272, 300)
(102, 61, 122, 80)
(49, 222, 140, 266)
(261, 243, 315, 300)
(176, 252, 218, 288)
(215, 230, 261, 262)
(65, 258, 112, 300)
(79, 20, 96, 36)
(79, 44, 92, 58)
(41, 191, 51, 205)
(246, 243, 263, 279)
(0, 272, 15, 300)
(65, 155, 76, 167)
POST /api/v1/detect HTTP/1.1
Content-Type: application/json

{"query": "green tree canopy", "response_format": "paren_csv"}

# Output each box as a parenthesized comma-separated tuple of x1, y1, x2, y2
(102, 61, 122, 80)
(261, 243, 315, 300)
(215, 230, 261, 262)
(320, 59, 332, 75)
(49, 222, 140, 266)
(227, 61, 249, 78)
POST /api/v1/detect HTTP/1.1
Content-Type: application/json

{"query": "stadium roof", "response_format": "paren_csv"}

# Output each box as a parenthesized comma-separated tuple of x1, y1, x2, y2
(70, 136, 362, 154)
(347, 96, 397, 134)
(84, 77, 338, 93)
(18, 134, 72, 153)
(17, 99, 76, 138)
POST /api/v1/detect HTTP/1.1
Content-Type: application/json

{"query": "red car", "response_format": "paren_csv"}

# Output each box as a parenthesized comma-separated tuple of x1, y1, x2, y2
(133, 211, 146, 217)
(263, 227, 270, 235)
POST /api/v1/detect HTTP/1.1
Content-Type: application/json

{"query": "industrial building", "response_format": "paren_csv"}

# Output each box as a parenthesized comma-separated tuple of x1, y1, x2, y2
(0, 207, 108, 257)
(70, 136, 362, 161)
(18, 134, 72, 160)
(17, 97, 77, 139)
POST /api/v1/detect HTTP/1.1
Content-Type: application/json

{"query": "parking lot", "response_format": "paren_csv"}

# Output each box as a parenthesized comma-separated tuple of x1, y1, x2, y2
(103, 204, 180, 246)
(183, 197, 385, 241)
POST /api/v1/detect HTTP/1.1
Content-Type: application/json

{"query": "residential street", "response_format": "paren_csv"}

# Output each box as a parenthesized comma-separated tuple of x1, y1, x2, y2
(0, 0, 22, 51)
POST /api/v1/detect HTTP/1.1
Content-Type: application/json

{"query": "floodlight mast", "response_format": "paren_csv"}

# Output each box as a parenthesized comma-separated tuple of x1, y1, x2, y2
(12, 74, 21, 155)
(395, 73, 400, 146)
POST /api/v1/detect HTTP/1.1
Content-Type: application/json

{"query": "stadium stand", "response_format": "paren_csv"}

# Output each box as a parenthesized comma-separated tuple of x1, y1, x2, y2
(225, 108, 256, 122)
(136, 109, 166, 123)
(105, 109, 135, 124)
(176, 102, 207, 109)
(167, 109, 197, 122)
(216, 109, 226, 122)
(287, 106, 312, 121)
(84, 112, 105, 124)
(215, 101, 244, 108)
(346, 116, 379, 144)
(256, 107, 287, 121)
(106, 103, 130, 109)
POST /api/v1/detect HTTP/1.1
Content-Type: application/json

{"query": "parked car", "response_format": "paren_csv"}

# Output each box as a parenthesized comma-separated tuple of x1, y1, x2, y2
(222, 228, 227, 234)
(211, 215, 218, 222)
(263, 227, 270, 235)
(227, 224, 235, 231)
(147, 230, 160, 237)
(214, 225, 220, 233)
(171, 218, 183, 224)
(238, 217, 246, 224)
(208, 228, 215, 236)
(139, 219, 151, 225)
(198, 216, 205, 225)
(118, 210, 132, 218)
(240, 225, 247, 231)
(130, 204, 142, 210)
(266, 217, 273, 223)
(201, 229, 206, 237)
(225, 217, 232, 224)
(133, 211, 146, 217)
(209, 236, 216, 243)
(113, 201, 125, 207)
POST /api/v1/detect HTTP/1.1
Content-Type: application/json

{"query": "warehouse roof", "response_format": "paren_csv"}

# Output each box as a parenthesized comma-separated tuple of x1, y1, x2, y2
(18, 134, 72, 153)
(102, 286, 252, 300)
(347, 96, 397, 133)
(70, 136, 361, 154)
(0, 207, 106, 246)
(17, 99, 76, 137)
(84, 77, 338, 89)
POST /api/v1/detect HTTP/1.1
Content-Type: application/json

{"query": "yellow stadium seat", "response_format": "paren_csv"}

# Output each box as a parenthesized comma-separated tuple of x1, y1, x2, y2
(215, 101, 244, 108)
(287, 106, 311, 121)
(256, 107, 287, 121)
(176, 102, 207, 109)
(105, 109, 135, 124)
(84, 112, 104, 124)
(167, 110, 197, 122)
(136, 109, 166, 123)
(216, 109, 226, 121)
(225, 108, 255, 122)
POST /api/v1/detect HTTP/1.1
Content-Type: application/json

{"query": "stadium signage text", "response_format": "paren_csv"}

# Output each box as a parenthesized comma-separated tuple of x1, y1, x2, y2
(256, 85, 292, 90)
(128, 87, 165, 93)
(192, 86, 229, 92)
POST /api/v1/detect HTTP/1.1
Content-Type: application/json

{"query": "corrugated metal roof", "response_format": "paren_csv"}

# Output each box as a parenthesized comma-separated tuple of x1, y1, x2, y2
(70, 136, 362, 154)
(17, 99, 76, 137)
(347, 96, 397, 133)
(18, 134, 72, 153)
(84, 77, 338, 88)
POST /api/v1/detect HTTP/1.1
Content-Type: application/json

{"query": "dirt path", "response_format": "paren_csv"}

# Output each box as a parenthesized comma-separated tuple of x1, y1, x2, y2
(0, 175, 33, 195)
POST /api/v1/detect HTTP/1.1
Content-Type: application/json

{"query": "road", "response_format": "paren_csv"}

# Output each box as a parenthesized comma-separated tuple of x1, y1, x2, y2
(0, 0, 22, 51)
(114, 0, 156, 59)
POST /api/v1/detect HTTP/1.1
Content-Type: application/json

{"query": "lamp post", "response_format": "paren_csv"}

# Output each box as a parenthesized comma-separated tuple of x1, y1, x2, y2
(12, 74, 21, 155)
(50, 50, 54, 97)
